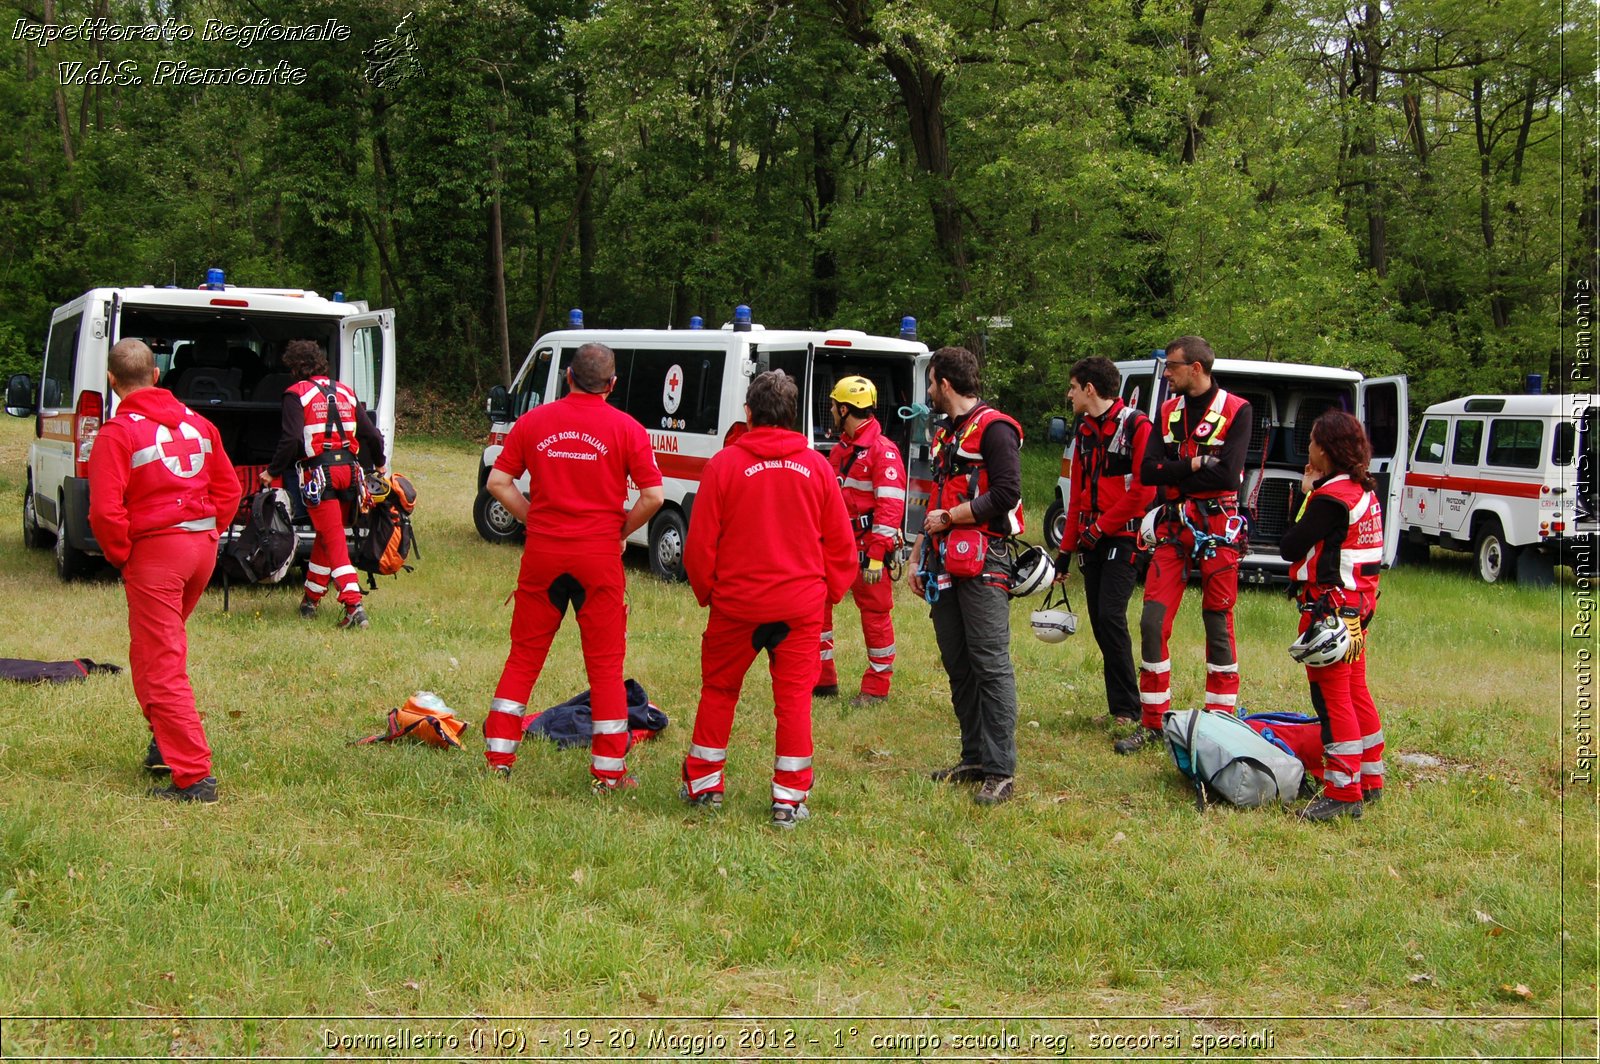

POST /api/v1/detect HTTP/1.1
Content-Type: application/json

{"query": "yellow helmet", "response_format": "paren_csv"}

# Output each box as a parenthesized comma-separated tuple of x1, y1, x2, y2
(830, 375, 877, 409)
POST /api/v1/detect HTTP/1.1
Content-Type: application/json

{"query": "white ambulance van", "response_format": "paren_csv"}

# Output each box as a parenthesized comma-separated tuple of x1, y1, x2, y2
(1398, 391, 1598, 585)
(475, 307, 932, 580)
(4, 270, 396, 580)
(1045, 354, 1409, 583)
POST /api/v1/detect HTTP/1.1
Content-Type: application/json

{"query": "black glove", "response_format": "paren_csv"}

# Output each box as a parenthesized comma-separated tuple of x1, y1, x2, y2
(1079, 524, 1103, 552)
(1053, 550, 1072, 576)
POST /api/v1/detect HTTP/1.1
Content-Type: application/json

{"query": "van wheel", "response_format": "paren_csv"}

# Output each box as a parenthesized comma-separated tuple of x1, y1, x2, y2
(473, 488, 524, 545)
(54, 505, 88, 581)
(1473, 518, 1518, 584)
(21, 478, 49, 549)
(1043, 499, 1066, 552)
(648, 509, 688, 582)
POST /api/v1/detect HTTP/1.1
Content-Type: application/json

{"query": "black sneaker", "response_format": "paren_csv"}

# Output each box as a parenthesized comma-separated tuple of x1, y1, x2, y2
(811, 684, 839, 698)
(1113, 728, 1159, 755)
(680, 784, 723, 810)
(339, 605, 369, 630)
(929, 761, 985, 783)
(771, 801, 810, 828)
(143, 739, 170, 775)
(490, 764, 512, 779)
(298, 595, 318, 620)
(1300, 795, 1363, 821)
(974, 776, 1015, 805)
(849, 692, 889, 708)
(149, 776, 218, 804)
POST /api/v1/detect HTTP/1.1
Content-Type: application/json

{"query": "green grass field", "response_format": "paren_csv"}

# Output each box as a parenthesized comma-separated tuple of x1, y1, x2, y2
(0, 415, 1593, 1059)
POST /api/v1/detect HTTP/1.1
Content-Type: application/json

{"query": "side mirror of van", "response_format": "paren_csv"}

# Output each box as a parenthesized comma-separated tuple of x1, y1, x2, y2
(1047, 416, 1069, 445)
(5, 373, 35, 417)
(485, 385, 511, 423)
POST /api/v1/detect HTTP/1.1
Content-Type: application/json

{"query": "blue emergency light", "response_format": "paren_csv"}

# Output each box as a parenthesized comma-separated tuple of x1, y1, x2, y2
(205, 268, 225, 290)
(569, 308, 584, 328)
(733, 304, 752, 332)
(333, 292, 345, 303)
(689, 316, 704, 330)
(900, 316, 917, 340)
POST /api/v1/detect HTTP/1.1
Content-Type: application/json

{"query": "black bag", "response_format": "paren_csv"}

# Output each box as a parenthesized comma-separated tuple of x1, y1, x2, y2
(221, 488, 296, 585)
(352, 474, 419, 586)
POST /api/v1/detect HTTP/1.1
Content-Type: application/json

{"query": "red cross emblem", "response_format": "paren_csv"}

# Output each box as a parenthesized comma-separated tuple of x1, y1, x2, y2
(661, 363, 685, 415)
(156, 422, 208, 479)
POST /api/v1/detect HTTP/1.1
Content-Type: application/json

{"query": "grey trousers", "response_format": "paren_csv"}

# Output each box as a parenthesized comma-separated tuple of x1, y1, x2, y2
(929, 574, 1019, 778)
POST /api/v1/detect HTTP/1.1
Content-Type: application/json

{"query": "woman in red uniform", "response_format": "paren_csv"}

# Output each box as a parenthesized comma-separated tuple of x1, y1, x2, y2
(1279, 410, 1386, 821)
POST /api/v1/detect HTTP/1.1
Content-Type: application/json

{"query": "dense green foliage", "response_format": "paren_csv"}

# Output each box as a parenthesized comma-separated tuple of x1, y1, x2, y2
(0, 0, 1590, 418)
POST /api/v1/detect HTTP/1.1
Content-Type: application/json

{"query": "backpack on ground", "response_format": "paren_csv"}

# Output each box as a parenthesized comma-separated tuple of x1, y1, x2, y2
(221, 488, 295, 585)
(352, 472, 419, 586)
(1162, 708, 1305, 809)
(1243, 710, 1325, 783)
(354, 691, 470, 749)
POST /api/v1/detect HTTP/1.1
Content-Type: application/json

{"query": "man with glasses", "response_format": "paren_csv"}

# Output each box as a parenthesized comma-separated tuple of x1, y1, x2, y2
(1117, 336, 1253, 753)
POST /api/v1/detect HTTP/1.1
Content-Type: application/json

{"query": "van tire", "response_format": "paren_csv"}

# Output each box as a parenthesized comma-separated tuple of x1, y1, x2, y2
(54, 503, 88, 581)
(1473, 518, 1518, 584)
(473, 488, 524, 545)
(648, 509, 688, 582)
(1516, 546, 1555, 588)
(1043, 499, 1066, 552)
(21, 478, 49, 549)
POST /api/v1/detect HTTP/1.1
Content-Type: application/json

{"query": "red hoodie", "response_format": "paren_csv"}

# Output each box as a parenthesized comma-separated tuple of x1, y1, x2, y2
(686, 426, 857, 623)
(88, 386, 242, 569)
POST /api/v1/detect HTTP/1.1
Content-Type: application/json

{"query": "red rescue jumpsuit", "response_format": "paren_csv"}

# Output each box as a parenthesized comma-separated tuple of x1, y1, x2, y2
(682, 427, 857, 807)
(482, 391, 663, 784)
(819, 418, 906, 697)
(1138, 386, 1253, 729)
(269, 376, 387, 609)
(1283, 474, 1385, 802)
(88, 386, 242, 790)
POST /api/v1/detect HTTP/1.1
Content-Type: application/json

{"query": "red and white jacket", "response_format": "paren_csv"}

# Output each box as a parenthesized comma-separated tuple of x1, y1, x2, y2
(829, 418, 906, 562)
(1283, 473, 1384, 608)
(87, 386, 242, 569)
(267, 375, 386, 479)
(1063, 399, 1155, 550)
(930, 404, 1025, 537)
(686, 426, 857, 623)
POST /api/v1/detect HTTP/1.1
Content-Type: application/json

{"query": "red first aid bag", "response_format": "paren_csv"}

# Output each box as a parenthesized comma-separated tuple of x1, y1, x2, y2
(941, 527, 989, 579)
(1243, 711, 1324, 782)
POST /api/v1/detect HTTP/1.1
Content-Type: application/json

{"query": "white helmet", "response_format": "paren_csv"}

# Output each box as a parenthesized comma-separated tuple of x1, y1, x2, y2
(1288, 612, 1351, 667)
(1009, 545, 1053, 598)
(1030, 585, 1078, 644)
(1138, 508, 1161, 550)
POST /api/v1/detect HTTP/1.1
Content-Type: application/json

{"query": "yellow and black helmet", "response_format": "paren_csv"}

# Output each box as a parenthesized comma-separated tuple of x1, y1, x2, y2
(829, 375, 877, 410)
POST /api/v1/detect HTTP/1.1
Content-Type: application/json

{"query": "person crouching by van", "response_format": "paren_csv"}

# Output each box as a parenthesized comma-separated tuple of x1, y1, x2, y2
(816, 375, 907, 707)
(910, 346, 1026, 806)
(682, 370, 857, 827)
(482, 343, 664, 791)
(88, 339, 242, 803)
(262, 339, 387, 629)
(1279, 410, 1386, 822)
(1055, 357, 1156, 736)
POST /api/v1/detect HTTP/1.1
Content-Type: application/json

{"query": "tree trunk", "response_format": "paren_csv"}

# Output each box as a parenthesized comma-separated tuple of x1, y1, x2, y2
(1472, 75, 1510, 329)
(1180, 0, 1209, 164)
(809, 123, 839, 322)
(573, 74, 596, 313)
(44, 0, 75, 168)
(1356, 2, 1386, 277)
(488, 115, 512, 388)
(880, 51, 970, 301)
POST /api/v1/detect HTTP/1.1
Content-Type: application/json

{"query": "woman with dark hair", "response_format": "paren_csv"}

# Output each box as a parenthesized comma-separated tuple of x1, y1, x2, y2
(1278, 410, 1386, 821)
(264, 339, 387, 628)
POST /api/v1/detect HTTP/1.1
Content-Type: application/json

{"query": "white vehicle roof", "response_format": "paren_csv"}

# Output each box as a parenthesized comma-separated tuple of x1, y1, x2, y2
(1115, 356, 1365, 384)
(534, 326, 926, 354)
(79, 285, 368, 316)
(1422, 393, 1600, 417)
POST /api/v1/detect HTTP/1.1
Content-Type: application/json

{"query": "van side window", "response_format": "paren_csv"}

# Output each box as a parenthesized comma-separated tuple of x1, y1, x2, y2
(1486, 419, 1542, 469)
(1553, 421, 1575, 465)
(1414, 418, 1447, 464)
(623, 348, 724, 434)
(1451, 419, 1483, 465)
(42, 313, 81, 411)
(349, 324, 381, 408)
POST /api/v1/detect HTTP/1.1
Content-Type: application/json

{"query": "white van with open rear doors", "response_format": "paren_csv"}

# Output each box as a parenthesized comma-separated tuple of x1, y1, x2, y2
(1398, 386, 1597, 585)
(5, 269, 396, 580)
(476, 306, 932, 580)
(1045, 353, 1409, 583)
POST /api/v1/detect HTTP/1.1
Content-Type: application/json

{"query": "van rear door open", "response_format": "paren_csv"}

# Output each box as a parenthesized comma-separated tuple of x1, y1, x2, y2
(1358, 374, 1408, 565)
(340, 309, 397, 450)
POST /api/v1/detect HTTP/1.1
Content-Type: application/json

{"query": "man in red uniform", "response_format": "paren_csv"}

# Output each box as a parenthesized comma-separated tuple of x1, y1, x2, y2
(815, 375, 906, 707)
(682, 370, 856, 826)
(1054, 357, 1155, 739)
(483, 343, 664, 790)
(1122, 335, 1254, 753)
(263, 339, 387, 630)
(89, 339, 241, 803)
(1280, 410, 1386, 821)
(909, 347, 1025, 805)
